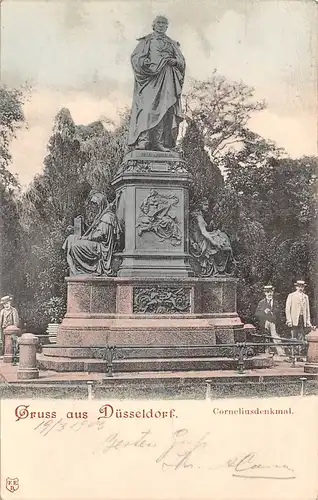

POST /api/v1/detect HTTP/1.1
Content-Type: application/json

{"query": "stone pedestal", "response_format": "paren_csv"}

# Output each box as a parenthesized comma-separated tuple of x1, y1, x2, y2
(54, 276, 241, 346)
(39, 150, 273, 373)
(112, 150, 193, 277)
(304, 329, 318, 373)
(3, 325, 20, 363)
(38, 275, 272, 372)
(17, 333, 39, 380)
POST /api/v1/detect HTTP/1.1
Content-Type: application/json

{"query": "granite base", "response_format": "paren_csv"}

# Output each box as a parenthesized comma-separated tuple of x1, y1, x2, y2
(40, 276, 254, 373)
(37, 354, 273, 373)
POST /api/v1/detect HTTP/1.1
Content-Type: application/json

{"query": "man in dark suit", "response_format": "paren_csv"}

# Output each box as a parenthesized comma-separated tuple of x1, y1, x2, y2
(255, 285, 285, 356)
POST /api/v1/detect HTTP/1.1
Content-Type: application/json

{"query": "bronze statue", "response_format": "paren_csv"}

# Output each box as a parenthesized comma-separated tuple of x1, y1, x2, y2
(63, 192, 122, 276)
(128, 15, 185, 152)
(190, 198, 234, 277)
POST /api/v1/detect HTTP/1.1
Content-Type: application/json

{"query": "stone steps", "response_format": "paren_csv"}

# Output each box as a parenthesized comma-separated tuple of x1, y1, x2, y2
(42, 346, 238, 359)
(37, 354, 272, 373)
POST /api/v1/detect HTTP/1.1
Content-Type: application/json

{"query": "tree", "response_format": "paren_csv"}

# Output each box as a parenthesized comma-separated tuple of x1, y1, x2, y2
(217, 152, 318, 327)
(184, 72, 266, 161)
(0, 85, 26, 302)
(0, 86, 26, 188)
(18, 108, 91, 330)
(181, 119, 224, 206)
(181, 73, 270, 213)
(79, 110, 130, 199)
(0, 184, 23, 299)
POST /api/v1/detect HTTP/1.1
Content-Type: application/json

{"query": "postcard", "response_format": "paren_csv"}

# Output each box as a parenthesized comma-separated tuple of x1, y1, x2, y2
(0, 0, 317, 499)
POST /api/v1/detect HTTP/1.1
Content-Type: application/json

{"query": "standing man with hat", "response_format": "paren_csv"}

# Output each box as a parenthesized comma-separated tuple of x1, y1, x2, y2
(285, 280, 313, 342)
(255, 285, 285, 356)
(0, 295, 20, 355)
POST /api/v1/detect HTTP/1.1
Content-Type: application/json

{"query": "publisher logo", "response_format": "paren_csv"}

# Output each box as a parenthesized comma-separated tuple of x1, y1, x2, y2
(6, 478, 19, 493)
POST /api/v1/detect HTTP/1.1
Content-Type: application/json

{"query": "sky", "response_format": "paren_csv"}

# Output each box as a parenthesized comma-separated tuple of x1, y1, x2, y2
(2, 0, 317, 187)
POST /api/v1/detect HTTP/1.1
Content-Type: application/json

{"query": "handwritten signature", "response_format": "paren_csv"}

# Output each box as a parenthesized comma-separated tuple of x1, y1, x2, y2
(92, 427, 295, 480)
(155, 429, 295, 479)
(33, 421, 295, 480)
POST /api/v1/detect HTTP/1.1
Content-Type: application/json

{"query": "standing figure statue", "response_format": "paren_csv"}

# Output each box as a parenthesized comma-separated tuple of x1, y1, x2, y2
(128, 15, 186, 152)
(0, 295, 20, 355)
(63, 192, 122, 276)
(189, 198, 234, 277)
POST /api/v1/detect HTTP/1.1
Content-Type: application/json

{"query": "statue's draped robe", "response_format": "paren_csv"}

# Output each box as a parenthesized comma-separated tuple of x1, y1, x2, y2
(128, 33, 185, 147)
(190, 210, 232, 275)
(63, 208, 121, 276)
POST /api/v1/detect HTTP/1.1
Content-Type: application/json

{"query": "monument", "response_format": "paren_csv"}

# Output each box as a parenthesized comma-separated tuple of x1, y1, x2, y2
(39, 16, 272, 373)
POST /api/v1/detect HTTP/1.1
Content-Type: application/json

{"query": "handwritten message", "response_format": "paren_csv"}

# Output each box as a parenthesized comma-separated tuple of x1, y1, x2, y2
(1, 398, 317, 500)
(30, 417, 295, 480)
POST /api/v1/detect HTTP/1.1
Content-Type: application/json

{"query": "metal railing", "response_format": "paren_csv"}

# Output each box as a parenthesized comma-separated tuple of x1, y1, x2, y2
(36, 334, 57, 345)
(42, 337, 307, 376)
(10, 335, 19, 365)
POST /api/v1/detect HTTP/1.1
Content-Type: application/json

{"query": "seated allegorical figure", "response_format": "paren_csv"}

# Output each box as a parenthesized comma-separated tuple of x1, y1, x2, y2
(62, 192, 122, 276)
(189, 198, 234, 277)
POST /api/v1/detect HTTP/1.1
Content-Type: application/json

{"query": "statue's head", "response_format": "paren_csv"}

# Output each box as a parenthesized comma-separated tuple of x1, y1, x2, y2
(152, 15, 169, 34)
(1, 295, 13, 309)
(90, 192, 109, 212)
(198, 197, 210, 213)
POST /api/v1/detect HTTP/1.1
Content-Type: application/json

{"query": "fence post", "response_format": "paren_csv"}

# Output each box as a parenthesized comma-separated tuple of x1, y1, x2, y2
(3, 325, 21, 363)
(304, 329, 318, 373)
(17, 333, 39, 380)
(87, 381, 94, 400)
(236, 343, 246, 374)
(106, 345, 115, 377)
(299, 377, 307, 396)
(205, 379, 212, 400)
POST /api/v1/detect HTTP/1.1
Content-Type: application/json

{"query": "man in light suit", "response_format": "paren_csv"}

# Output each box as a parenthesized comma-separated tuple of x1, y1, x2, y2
(255, 285, 285, 356)
(285, 280, 313, 342)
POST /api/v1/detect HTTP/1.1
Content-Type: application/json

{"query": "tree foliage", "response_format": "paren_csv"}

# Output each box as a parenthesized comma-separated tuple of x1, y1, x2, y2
(0, 86, 26, 188)
(0, 85, 27, 304)
(79, 110, 130, 199)
(0, 184, 23, 299)
(181, 119, 224, 205)
(18, 108, 90, 330)
(184, 72, 266, 160)
(216, 154, 318, 327)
